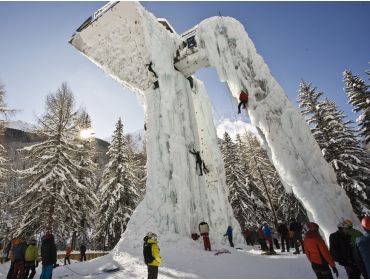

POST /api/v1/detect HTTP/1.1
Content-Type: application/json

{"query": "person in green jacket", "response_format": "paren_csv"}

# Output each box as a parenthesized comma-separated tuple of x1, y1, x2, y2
(24, 239, 38, 279)
(143, 232, 161, 279)
(343, 219, 363, 278)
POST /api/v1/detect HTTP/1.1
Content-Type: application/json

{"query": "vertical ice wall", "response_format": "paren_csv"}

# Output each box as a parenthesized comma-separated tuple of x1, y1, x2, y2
(69, 1, 245, 251)
(194, 17, 359, 241)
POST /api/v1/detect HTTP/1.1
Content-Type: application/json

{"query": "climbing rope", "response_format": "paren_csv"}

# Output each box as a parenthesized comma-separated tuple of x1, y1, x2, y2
(57, 257, 90, 277)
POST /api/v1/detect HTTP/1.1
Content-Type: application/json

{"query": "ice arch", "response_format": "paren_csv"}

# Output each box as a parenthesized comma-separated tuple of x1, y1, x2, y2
(69, 2, 358, 246)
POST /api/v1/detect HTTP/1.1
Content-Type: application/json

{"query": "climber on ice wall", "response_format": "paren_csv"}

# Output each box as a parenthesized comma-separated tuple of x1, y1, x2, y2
(189, 148, 206, 176)
(238, 90, 249, 114)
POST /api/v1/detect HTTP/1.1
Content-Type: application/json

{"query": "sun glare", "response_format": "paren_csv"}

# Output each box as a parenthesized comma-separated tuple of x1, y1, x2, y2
(80, 128, 94, 139)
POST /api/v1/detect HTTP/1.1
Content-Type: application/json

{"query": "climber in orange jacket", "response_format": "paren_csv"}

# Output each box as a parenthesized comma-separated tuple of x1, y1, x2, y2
(303, 222, 338, 279)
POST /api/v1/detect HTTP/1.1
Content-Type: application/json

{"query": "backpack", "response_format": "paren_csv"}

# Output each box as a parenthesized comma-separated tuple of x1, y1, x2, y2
(143, 241, 154, 264)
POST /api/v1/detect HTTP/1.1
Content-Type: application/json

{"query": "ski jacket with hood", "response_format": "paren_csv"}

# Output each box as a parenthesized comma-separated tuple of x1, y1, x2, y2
(14, 241, 27, 262)
(262, 225, 272, 238)
(147, 239, 161, 267)
(25, 243, 38, 262)
(224, 226, 233, 237)
(239, 91, 248, 102)
(41, 234, 57, 266)
(356, 231, 370, 278)
(303, 231, 335, 268)
(329, 230, 353, 266)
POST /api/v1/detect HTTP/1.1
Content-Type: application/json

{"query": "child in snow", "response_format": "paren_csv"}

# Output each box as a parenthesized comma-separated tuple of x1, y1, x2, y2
(238, 90, 249, 114)
(24, 239, 38, 279)
(143, 232, 161, 279)
(199, 222, 211, 251)
(64, 244, 71, 265)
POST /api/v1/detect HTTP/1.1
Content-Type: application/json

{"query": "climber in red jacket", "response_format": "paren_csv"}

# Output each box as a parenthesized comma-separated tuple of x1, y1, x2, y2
(238, 90, 249, 114)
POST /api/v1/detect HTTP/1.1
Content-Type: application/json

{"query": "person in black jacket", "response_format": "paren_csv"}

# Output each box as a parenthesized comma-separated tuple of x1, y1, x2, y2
(189, 149, 205, 176)
(329, 222, 360, 278)
(289, 218, 304, 254)
(278, 222, 290, 252)
(80, 244, 87, 262)
(40, 233, 57, 279)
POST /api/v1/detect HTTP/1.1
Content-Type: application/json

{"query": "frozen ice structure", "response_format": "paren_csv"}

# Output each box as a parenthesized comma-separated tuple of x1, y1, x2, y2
(69, 1, 358, 248)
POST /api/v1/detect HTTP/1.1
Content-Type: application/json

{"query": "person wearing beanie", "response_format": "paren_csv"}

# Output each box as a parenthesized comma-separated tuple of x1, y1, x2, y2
(329, 221, 358, 278)
(355, 216, 370, 279)
(303, 222, 338, 279)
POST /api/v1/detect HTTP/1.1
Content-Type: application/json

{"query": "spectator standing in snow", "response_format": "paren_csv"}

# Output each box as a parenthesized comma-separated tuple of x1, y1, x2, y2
(40, 233, 57, 279)
(6, 238, 17, 279)
(12, 238, 27, 278)
(238, 90, 249, 114)
(271, 228, 280, 250)
(143, 232, 161, 279)
(189, 148, 205, 176)
(244, 228, 254, 246)
(64, 244, 71, 265)
(355, 216, 370, 279)
(199, 222, 211, 251)
(79, 244, 87, 262)
(224, 226, 234, 247)
(262, 222, 275, 253)
(329, 221, 358, 278)
(303, 222, 338, 279)
(24, 238, 38, 279)
(290, 218, 304, 254)
(257, 226, 268, 251)
(278, 222, 290, 253)
(342, 219, 363, 278)
(3, 241, 11, 262)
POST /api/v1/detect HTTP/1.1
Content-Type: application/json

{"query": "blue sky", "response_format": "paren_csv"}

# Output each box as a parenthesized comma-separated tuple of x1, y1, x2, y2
(0, 1, 369, 139)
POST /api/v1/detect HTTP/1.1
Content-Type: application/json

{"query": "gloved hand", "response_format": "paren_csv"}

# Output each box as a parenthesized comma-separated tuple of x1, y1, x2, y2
(35, 261, 39, 268)
(332, 267, 339, 278)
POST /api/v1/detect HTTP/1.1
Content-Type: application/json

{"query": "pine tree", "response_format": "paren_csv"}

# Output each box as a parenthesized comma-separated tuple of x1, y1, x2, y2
(71, 109, 98, 247)
(0, 81, 13, 246)
(241, 132, 307, 225)
(95, 118, 140, 249)
(298, 81, 370, 217)
(11, 83, 97, 238)
(343, 70, 370, 148)
(221, 132, 269, 229)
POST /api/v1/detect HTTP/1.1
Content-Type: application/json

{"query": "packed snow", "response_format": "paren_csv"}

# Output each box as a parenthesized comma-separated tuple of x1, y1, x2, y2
(0, 241, 349, 279)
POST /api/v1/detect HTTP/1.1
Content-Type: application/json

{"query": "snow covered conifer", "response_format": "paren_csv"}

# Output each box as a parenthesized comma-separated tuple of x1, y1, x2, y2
(12, 82, 97, 238)
(221, 132, 269, 229)
(0, 81, 12, 243)
(95, 118, 140, 249)
(72, 109, 98, 245)
(241, 132, 307, 224)
(298, 80, 370, 217)
(343, 70, 370, 148)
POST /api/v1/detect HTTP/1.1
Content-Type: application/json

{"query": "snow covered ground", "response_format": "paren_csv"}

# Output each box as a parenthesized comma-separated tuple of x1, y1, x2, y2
(0, 240, 348, 279)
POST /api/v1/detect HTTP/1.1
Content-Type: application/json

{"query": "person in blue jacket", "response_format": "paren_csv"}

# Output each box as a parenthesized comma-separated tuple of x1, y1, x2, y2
(356, 216, 370, 279)
(224, 226, 234, 247)
(262, 222, 275, 253)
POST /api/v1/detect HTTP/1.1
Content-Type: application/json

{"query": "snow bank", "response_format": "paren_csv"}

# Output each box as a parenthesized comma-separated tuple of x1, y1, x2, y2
(2, 238, 349, 279)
